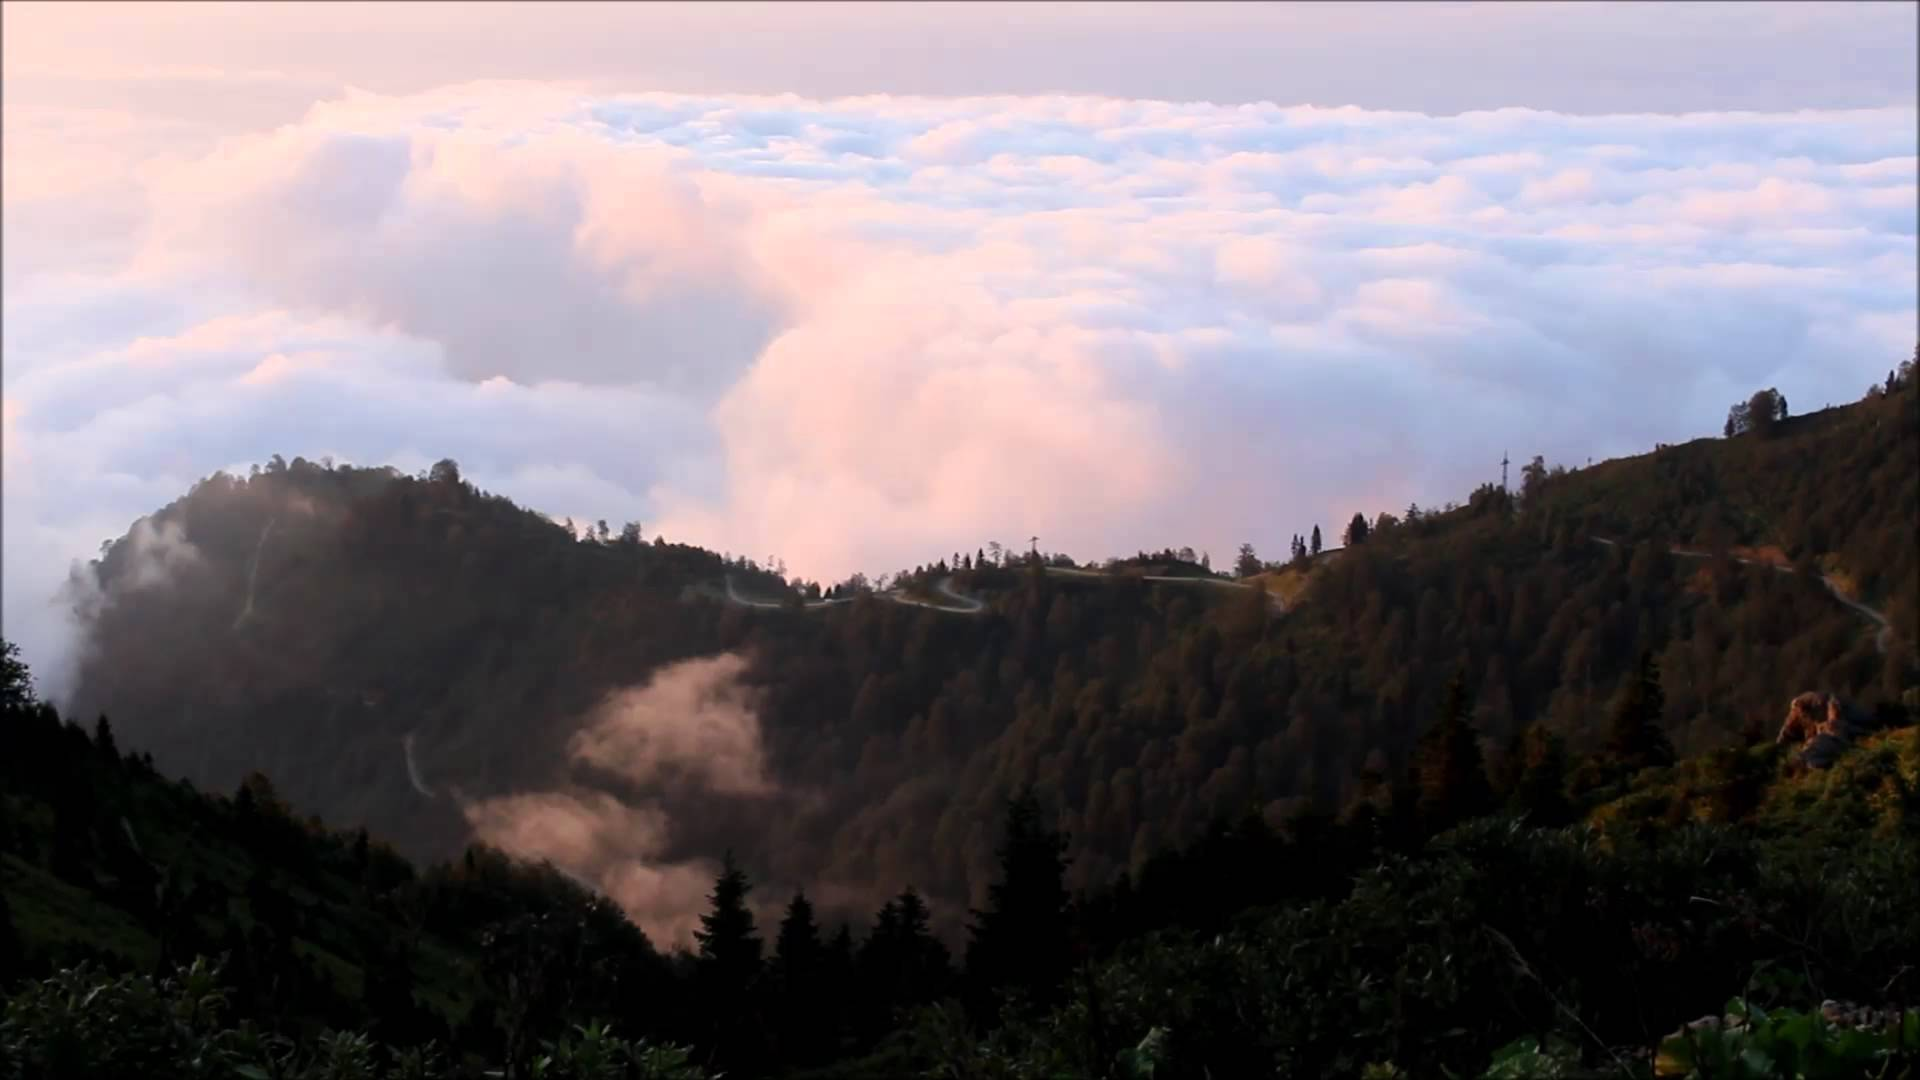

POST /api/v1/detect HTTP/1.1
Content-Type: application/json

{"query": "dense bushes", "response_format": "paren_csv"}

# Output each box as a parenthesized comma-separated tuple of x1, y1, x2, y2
(0, 958, 709, 1080)
(933, 810, 1920, 1078)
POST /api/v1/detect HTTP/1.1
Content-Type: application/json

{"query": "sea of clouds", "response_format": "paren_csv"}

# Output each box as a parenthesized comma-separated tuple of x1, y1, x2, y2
(3, 83, 1916, 695)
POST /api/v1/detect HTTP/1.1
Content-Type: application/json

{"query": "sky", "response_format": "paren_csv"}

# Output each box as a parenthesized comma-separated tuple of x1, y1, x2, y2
(3, 1, 1918, 698)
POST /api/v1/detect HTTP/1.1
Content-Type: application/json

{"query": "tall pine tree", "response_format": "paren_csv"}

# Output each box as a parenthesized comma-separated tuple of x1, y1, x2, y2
(1607, 649, 1675, 774)
(694, 852, 766, 1073)
(1413, 672, 1493, 828)
(965, 789, 1073, 1022)
(1507, 723, 1572, 826)
(773, 889, 821, 986)
(696, 852, 764, 987)
(772, 890, 828, 1066)
(862, 887, 952, 1014)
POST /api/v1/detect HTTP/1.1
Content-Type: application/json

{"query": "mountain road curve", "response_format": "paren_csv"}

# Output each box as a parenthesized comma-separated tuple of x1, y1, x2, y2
(1591, 537, 1894, 655)
(720, 565, 1287, 617)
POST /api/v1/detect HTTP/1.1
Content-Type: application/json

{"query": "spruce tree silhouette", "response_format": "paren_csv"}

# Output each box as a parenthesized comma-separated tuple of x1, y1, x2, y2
(1607, 649, 1675, 774)
(965, 788, 1072, 1023)
(1414, 671, 1493, 828)
(694, 852, 765, 1073)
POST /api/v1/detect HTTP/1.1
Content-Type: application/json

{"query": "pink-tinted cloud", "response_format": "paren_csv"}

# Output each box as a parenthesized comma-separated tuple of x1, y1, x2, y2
(464, 789, 719, 947)
(569, 653, 773, 797)
(462, 652, 780, 947)
(4, 83, 1916, 703)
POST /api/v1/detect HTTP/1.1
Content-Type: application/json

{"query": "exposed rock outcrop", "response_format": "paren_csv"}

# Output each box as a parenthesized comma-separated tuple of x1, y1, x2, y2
(1775, 691, 1870, 769)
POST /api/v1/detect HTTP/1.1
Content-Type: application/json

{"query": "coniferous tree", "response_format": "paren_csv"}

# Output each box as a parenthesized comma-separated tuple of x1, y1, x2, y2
(966, 789, 1073, 1022)
(92, 715, 118, 762)
(855, 898, 902, 1043)
(1508, 723, 1572, 826)
(823, 922, 857, 1056)
(1310, 525, 1323, 556)
(862, 886, 952, 1015)
(1607, 650, 1675, 774)
(773, 890, 827, 1065)
(694, 853, 766, 1074)
(774, 890, 821, 983)
(1413, 672, 1493, 828)
(695, 852, 763, 989)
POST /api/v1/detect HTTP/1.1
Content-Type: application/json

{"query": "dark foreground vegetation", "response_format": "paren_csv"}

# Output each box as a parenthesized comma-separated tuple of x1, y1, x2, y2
(4, 638, 1918, 1078)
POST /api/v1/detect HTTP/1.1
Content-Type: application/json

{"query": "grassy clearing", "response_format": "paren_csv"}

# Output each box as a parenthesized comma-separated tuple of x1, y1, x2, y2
(1242, 566, 1314, 608)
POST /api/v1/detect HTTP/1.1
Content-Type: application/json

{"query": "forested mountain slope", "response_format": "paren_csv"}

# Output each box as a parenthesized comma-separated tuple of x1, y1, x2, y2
(0, 649, 698, 1074)
(57, 363, 1920, 934)
(7, 637, 1918, 1079)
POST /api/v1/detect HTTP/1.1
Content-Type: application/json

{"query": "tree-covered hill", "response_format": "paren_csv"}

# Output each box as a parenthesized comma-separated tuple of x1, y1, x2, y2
(0, 643, 705, 1075)
(5, 635, 1918, 1079)
(50, 355, 1920, 942)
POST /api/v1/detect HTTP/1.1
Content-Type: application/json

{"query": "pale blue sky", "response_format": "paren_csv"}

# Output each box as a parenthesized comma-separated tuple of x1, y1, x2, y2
(5, 2, 1916, 118)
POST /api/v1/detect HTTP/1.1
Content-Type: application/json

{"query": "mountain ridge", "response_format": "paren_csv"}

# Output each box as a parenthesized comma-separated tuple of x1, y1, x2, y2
(48, 366, 1920, 943)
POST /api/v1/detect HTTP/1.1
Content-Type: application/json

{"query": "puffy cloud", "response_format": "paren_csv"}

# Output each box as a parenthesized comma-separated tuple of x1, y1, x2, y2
(569, 653, 773, 798)
(464, 652, 779, 946)
(4, 84, 1917, 694)
(463, 789, 718, 947)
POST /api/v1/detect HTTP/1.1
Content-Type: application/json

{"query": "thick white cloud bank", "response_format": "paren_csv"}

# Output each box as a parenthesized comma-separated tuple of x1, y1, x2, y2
(4, 83, 1917, 694)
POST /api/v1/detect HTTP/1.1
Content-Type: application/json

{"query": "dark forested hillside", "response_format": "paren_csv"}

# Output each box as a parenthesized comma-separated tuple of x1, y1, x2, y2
(0, 644, 705, 1075)
(6, 636, 1918, 1078)
(53, 360, 1920, 943)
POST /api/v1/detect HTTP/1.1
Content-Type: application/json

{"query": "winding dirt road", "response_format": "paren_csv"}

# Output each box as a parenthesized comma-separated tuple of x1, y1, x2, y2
(722, 564, 1285, 618)
(724, 574, 856, 611)
(720, 538, 1891, 654)
(889, 577, 988, 614)
(1591, 537, 1894, 655)
(725, 573, 985, 615)
(402, 731, 435, 797)
(1047, 565, 1287, 613)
